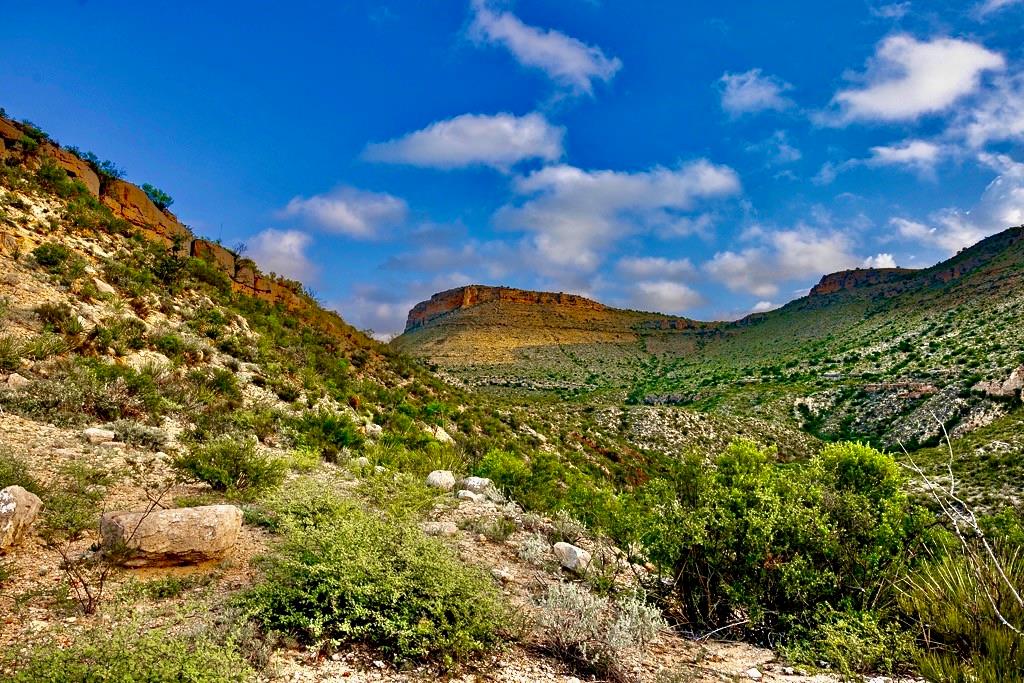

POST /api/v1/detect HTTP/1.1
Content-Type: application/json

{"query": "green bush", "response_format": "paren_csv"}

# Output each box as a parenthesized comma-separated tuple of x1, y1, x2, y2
(173, 438, 284, 497)
(141, 183, 174, 210)
(243, 492, 505, 666)
(612, 440, 928, 649)
(782, 607, 919, 677)
(288, 409, 363, 461)
(0, 450, 41, 494)
(31, 242, 72, 271)
(3, 623, 252, 682)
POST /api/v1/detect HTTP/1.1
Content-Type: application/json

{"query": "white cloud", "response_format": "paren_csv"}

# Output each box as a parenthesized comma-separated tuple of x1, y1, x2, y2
(246, 229, 318, 281)
(469, 0, 621, 94)
(862, 252, 898, 268)
(748, 130, 802, 165)
(953, 74, 1024, 148)
(627, 281, 704, 315)
(280, 187, 408, 238)
(750, 300, 779, 313)
(338, 273, 474, 339)
(718, 69, 794, 116)
(890, 153, 1024, 253)
(871, 2, 911, 19)
(495, 160, 741, 273)
(704, 226, 861, 297)
(866, 139, 944, 174)
(974, 0, 1023, 17)
(616, 256, 696, 280)
(364, 112, 564, 170)
(828, 34, 1004, 123)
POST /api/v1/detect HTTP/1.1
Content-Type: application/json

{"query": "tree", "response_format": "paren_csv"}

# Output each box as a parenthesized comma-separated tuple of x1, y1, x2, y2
(141, 183, 174, 210)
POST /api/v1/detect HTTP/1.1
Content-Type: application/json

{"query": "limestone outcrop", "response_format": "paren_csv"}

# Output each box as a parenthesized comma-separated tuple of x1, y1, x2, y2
(405, 285, 608, 332)
(0, 486, 43, 551)
(0, 113, 307, 313)
(100, 504, 242, 567)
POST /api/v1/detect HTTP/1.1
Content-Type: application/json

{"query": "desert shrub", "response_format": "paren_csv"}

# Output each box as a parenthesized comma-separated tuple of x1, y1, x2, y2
(31, 242, 72, 271)
(185, 257, 232, 295)
(902, 549, 1024, 682)
(34, 301, 82, 335)
(37, 460, 112, 544)
(518, 532, 553, 567)
(141, 183, 174, 210)
(242, 493, 506, 666)
(107, 419, 168, 450)
(535, 583, 665, 682)
(22, 331, 71, 360)
(87, 315, 148, 354)
(612, 440, 928, 646)
(2, 622, 252, 682)
(0, 449, 41, 494)
(172, 438, 284, 497)
(0, 333, 24, 371)
(287, 409, 363, 461)
(461, 514, 518, 542)
(781, 607, 919, 677)
(0, 359, 161, 425)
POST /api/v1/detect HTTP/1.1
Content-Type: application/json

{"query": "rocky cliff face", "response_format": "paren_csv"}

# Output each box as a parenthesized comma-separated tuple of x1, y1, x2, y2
(0, 114, 304, 311)
(405, 285, 607, 331)
(809, 268, 917, 297)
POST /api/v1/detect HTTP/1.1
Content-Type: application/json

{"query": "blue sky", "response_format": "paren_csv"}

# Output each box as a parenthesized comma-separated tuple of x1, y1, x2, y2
(3, 1, 1024, 335)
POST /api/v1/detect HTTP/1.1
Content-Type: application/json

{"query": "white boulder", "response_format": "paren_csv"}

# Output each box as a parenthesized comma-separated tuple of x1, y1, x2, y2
(100, 504, 242, 567)
(425, 470, 456, 491)
(553, 541, 592, 573)
(0, 486, 43, 551)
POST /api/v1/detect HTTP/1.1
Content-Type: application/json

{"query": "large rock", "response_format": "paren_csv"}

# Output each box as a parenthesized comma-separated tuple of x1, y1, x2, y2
(83, 427, 116, 444)
(100, 504, 242, 567)
(974, 366, 1024, 399)
(101, 179, 192, 248)
(425, 470, 456, 491)
(553, 541, 592, 574)
(0, 486, 43, 551)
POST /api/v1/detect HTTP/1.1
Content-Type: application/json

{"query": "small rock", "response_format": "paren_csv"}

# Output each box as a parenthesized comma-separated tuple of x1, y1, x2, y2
(92, 277, 116, 295)
(746, 668, 762, 681)
(5, 372, 29, 390)
(352, 456, 370, 469)
(456, 490, 486, 503)
(83, 427, 116, 444)
(0, 485, 43, 550)
(123, 350, 171, 373)
(365, 423, 383, 438)
(491, 567, 514, 582)
(781, 667, 795, 676)
(100, 504, 242, 567)
(459, 476, 493, 493)
(422, 521, 459, 537)
(552, 542, 592, 573)
(425, 470, 456, 491)
(429, 425, 455, 444)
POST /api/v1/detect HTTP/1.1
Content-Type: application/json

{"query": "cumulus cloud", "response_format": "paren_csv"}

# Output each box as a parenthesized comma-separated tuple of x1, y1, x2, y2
(827, 34, 1004, 123)
(246, 229, 318, 281)
(495, 160, 741, 273)
(280, 187, 408, 238)
(890, 153, 1024, 253)
(704, 226, 861, 298)
(469, 0, 621, 94)
(364, 112, 564, 170)
(626, 281, 704, 315)
(616, 256, 696, 280)
(816, 139, 945, 183)
(863, 252, 898, 268)
(338, 273, 474, 339)
(718, 69, 794, 116)
(953, 74, 1024, 148)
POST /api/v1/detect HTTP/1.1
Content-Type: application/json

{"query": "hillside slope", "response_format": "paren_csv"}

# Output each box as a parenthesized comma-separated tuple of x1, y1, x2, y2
(397, 227, 1024, 496)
